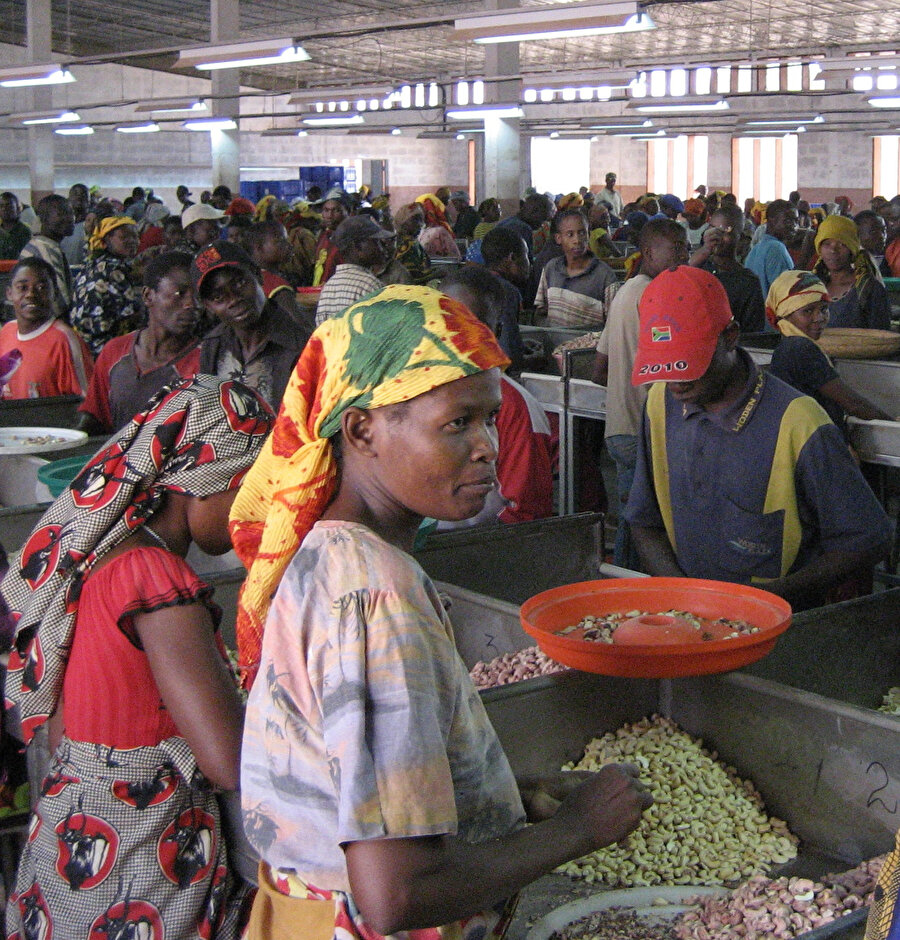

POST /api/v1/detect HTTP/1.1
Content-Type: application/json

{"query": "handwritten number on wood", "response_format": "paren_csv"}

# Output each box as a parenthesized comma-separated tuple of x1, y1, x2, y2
(866, 761, 898, 814)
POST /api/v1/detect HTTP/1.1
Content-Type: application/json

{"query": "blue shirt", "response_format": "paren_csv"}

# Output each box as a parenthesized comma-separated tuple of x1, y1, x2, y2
(745, 233, 794, 298)
(625, 349, 890, 604)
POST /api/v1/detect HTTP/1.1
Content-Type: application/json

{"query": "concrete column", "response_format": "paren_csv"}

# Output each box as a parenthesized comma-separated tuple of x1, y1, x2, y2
(209, 0, 240, 193)
(482, 2, 522, 213)
(26, 0, 55, 202)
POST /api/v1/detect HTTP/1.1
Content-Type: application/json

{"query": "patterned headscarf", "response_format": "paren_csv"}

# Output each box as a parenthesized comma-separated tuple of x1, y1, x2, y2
(3, 375, 274, 742)
(415, 194, 453, 233)
(229, 284, 510, 687)
(766, 270, 829, 333)
(88, 215, 136, 253)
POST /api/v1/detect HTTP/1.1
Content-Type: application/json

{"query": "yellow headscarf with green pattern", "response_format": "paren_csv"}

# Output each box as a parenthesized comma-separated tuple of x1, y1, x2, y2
(229, 284, 509, 686)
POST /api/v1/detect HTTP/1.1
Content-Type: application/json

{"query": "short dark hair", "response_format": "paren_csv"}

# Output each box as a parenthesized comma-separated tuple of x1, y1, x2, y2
(555, 208, 588, 230)
(246, 218, 282, 249)
(854, 209, 881, 226)
(710, 204, 743, 230)
(638, 217, 685, 252)
(481, 226, 525, 267)
(212, 185, 232, 200)
(143, 250, 193, 290)
(440, 265, 506, 319)
(766, 199, 795, 223)
(35, 193, 69, 224)
(9, 257, 57, 293)
(0, 191, 19, 205)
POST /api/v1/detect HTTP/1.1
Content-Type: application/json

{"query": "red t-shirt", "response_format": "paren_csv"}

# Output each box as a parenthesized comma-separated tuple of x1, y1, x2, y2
(496, 374, 555, 524)
(79, 332, 201, 433)
(0, 319, 93, 399)
(63, 547, 225, 748)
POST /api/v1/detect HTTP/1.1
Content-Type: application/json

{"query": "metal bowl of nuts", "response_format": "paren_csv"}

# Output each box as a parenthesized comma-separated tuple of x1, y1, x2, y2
(520, 578, 792, 677)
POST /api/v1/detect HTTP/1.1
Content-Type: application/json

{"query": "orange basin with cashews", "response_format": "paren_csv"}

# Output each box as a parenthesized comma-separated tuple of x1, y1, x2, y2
(520, 578, 792, 678)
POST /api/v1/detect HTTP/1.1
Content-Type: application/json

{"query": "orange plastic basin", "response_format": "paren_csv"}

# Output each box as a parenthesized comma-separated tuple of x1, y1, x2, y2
(520, 578, 792, 678)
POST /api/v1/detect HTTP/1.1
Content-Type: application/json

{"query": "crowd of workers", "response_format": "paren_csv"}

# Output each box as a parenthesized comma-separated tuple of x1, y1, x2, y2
(0, 170, 899, 939)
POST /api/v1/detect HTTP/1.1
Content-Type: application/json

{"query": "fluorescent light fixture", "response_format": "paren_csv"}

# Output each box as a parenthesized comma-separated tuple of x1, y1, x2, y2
(868, 96, 900, 108)
(818, 54, 900, 71)
(135, 99, 206, 114)
(391, 127, 402, 135)
(288, 85, 394, 105)
(454, 0, 653, 43)
(183, 118, 237, 131)
(521, 69, 636, 91)
(588, 119, 653, 130)
(456, 133, 466, 139)
(54, 125, 93, 135)
(302, 114, 365, 127)
(737, 127, 805, 136)
(612, 128, 666, 137)
(21, 111, 80, 125)
(178, 39, 309, 71)
(116, 122, 160, 133)
(0, 64, 74, 87)
(446, 105, 523, 120)
(629, 97, 729, 113)
(741, 115, 823, 125)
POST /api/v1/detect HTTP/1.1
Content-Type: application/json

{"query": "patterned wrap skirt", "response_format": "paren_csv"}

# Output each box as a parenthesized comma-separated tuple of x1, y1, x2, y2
(6, 735, 252, 940)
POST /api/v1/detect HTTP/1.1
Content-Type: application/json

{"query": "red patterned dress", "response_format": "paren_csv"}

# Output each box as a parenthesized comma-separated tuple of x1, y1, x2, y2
(7, 547, 250, 940)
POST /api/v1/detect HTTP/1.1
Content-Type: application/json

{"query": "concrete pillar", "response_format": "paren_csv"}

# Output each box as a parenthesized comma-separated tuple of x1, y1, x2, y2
(26, 0, 55, 202)
(209, 0, 240, 194)
(482, 2, 522, 213)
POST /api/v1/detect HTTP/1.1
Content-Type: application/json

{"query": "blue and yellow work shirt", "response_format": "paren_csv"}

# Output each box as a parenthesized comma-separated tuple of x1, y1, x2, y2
(625, 349, 891, 591)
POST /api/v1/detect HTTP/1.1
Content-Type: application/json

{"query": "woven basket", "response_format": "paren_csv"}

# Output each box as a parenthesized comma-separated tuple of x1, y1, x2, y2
(817, 328, 900, 360)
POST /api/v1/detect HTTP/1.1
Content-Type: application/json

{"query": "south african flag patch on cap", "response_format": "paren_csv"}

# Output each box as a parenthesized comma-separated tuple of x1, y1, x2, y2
(651, 326, 672, 342)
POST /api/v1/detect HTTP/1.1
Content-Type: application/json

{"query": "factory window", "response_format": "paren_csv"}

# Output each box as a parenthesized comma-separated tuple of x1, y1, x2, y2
(873, 136, 900, 197)
(732, 134, 799, 204)
(647, 135, 708, 196)
(531, 137, 590, 195)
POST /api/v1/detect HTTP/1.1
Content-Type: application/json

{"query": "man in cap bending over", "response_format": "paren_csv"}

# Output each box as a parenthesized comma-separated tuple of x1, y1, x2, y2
(624, 265, 890, 610)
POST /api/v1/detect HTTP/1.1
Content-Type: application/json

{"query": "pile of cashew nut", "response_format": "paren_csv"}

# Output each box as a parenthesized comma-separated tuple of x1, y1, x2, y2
(674, 859, 884, 939)
(557, 716, 799, 887)
(469, 646, 568, 689)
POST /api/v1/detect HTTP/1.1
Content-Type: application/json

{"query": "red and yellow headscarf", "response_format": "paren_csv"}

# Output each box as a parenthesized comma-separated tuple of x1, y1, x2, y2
(415, 193, 453, 233)
(229, 284, 510, 686)
(766, 269, 828, 332)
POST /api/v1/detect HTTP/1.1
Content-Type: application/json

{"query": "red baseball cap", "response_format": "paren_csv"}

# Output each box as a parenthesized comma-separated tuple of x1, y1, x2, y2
(631, 266, 734, 386)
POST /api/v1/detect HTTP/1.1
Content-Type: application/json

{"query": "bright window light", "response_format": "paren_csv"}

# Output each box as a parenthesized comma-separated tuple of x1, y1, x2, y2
(369, 99, 380, 110)
(597, 86, 612, 100)
(877, 73, 898, 90)
(670, 68, 687, 97)
(809, 63, 825, 90)
(357, 100, 367, 111)
(531, 137, 589, 194)
(737, 66, 752, 92)
(400, 85, 412, 108)
(415, 84, 425, 107)
(524, 88, 538, 103)
(429, 83, 440, 107)
(540, 88, 554, 102)
(457, 81, 470, 106)
(578, 87, 593, 100)
(695, 67, 712, 95)
(854, 74, 875, 91)
(562, 87, 577, 101)
(630, 73, 647, 98)
(339, 100, 350, 111)
(874, 136, 900, 197)
(716, 66, 731, 94)
(650, 69, 667, 97)
(786, 62, 803, 91)
(473, 81, 485, 104)
(765, 63, 780, 91)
